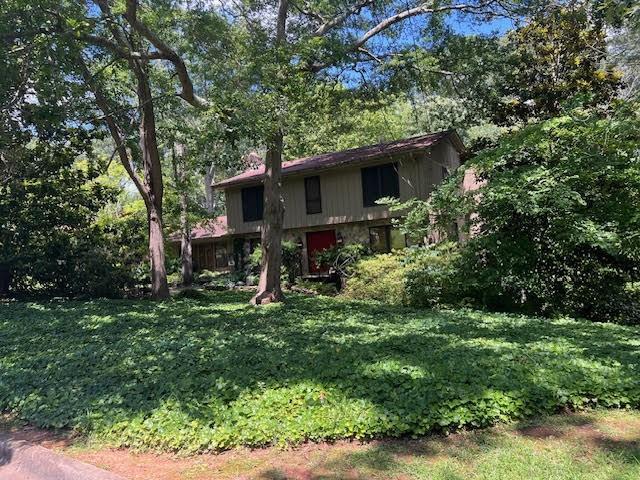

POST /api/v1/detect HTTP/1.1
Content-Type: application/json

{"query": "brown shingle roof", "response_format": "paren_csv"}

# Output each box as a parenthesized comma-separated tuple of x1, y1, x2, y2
(168, 215, 227, 242)
(213, 130, 462, 189)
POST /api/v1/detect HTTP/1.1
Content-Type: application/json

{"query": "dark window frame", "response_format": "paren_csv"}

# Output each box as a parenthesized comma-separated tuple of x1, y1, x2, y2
(304, 176, 322, 214)
(361, 162, 400, 207)
(241, 185, 264, 222)
(369, 225, 407, 253)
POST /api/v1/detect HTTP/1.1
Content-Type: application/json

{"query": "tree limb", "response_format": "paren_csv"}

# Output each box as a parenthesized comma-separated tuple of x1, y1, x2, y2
(80, 34, 166, 60)
(308, 0, 501, 72)
(352, 1, 496, 51)
(77, 56, 149, 203)
(123, 0, 211, 109)
(276, 0, 289, 44)
(312, 0, 373, 37)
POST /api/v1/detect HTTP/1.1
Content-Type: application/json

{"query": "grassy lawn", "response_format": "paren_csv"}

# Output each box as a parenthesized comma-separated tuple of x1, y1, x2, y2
(6, 409, 639, 479)
(0, 291, 639, 454)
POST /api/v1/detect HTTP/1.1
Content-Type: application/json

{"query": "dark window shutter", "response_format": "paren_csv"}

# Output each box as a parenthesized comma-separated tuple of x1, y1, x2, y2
(305, 176, 322, 214)
(256, 186, 264, 220)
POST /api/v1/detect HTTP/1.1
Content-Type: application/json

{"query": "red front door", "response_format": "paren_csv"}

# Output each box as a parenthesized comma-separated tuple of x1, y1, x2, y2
(306, 230, 337, 274)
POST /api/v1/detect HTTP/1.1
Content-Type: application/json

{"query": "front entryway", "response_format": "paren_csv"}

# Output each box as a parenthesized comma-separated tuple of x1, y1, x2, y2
(306, 230, 337, 274)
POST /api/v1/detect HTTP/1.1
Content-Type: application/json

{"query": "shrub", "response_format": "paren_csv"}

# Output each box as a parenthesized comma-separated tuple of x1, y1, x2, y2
(196, 269, 217, 283)
(343, 254, 407, 304)
(315, 244, 370, 280)
(343, 244, 463, 307)
(282, 240, 303, 284)
(391, 103, 640, 322)
(167, 272, 182, 286)
(295, 279, 338, 296)
(403, 243, 462, 307)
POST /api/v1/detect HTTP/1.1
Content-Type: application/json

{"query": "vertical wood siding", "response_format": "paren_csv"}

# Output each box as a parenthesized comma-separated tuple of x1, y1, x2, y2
(224, 140, 460, 235)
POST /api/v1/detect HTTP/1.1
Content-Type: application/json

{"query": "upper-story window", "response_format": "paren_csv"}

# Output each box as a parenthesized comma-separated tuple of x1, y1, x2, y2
(241, 185, 264, 222)
(304, 176, 322, 214)
(361, 162, 400, 207)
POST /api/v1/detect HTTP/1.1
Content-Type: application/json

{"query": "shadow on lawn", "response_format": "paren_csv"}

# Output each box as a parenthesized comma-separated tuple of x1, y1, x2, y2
(255, 413, 640, 480)
(0, 290, 639, 451)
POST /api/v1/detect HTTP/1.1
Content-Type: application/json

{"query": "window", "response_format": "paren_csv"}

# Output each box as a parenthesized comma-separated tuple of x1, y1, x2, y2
(214, 242, 228, 268)
(241, 185, 264, 222)
(441, 165, 449, 180)
(304, 176, 322, 214)
(369, 225, 406, 253)
(361, 163, 400, 207)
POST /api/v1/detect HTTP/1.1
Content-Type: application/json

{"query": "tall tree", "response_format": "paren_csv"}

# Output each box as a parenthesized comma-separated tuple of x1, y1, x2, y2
(492, 4, 621, 124)
(170, 143, 193, 286)
(18, 0, 218, 298)
(215, 0, 525, 303)
(1, 3, 119, 295)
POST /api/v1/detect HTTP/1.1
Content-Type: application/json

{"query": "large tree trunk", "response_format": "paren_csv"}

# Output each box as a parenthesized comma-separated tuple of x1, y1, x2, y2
(251, 130, 285, 305)
(137, 65, 170, 300)
(179, 203, 193, 286)
(251, 0, 288, 305)
(148, 204, 169, 298)
(172, 144, 193, 286)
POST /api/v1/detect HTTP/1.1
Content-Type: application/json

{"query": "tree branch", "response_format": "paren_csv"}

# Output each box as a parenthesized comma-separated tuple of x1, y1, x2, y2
(308, 0, 499, 72)
(352, 1, 496, 50)
(312, 0, 373, 37)
(276, 0, 289, 44)
(123, 0, 211, 109)
(77, 57, 149, 203)
(80, 34, 166, 60)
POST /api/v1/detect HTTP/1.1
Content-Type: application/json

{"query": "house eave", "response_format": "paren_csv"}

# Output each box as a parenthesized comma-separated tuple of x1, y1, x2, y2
(213, 130, 465, 191)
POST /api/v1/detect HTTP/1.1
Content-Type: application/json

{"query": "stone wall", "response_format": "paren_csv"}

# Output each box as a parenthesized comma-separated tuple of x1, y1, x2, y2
(232, 219, 394, 276)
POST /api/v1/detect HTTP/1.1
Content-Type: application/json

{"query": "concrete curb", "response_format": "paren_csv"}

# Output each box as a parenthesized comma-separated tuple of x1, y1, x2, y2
(0, 434, 126, 480)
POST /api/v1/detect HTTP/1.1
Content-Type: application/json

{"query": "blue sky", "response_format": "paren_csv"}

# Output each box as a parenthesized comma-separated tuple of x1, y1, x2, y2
(450, 15, 517, 36)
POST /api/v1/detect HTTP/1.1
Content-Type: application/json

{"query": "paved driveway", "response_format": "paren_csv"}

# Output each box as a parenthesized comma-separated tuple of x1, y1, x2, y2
(0, 435, 125, 480)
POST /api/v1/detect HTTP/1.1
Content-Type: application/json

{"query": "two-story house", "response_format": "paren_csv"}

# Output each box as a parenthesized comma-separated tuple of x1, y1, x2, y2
(181, 129, 466, 275)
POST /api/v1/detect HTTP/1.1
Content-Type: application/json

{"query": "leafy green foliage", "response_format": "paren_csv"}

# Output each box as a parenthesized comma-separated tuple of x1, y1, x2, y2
(294, 279, 338, 296)
(0, 4, 134, 297)
(343, 254, 407, 304)
(402, 243, 463, 308)
(315, 243, 371, 279)
(94, 200, 149, 289)
(427, 102, 640, 321)
(493, 5, 621, 124)
(248, 241, 302, 285)
(1, 291, 639, 453)
(342, 244, 462, 307)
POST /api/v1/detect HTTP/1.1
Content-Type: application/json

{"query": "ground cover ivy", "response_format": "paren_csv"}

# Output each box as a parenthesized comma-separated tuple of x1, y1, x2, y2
(0, 291, 639, 452)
